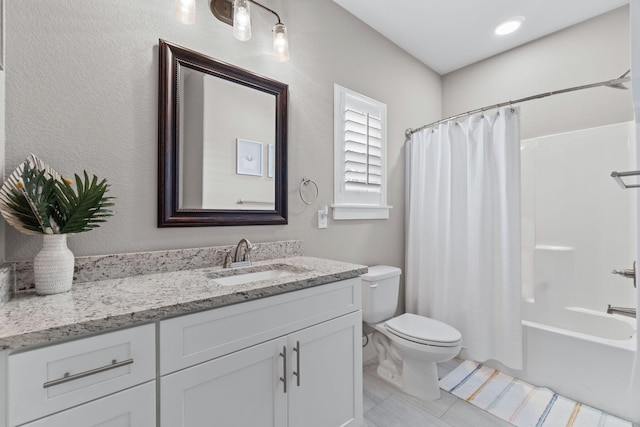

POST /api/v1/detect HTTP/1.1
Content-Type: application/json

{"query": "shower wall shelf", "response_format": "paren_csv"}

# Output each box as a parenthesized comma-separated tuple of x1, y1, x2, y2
(611, 170, 640, 189)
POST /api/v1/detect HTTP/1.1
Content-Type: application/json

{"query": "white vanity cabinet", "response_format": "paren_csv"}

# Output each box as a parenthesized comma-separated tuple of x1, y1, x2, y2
(0, 269, 364, 427)
(159, 278, 363, 427)
(5, 323, 156, 427)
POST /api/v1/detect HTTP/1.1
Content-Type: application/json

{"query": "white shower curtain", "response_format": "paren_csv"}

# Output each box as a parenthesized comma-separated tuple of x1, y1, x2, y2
(405, 107, 523, 370)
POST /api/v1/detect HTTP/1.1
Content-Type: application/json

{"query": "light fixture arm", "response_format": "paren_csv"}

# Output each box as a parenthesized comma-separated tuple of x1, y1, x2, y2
(247, 0, 282, 25)
(208, 0, 289, 61)
(209, 0, 283, 26)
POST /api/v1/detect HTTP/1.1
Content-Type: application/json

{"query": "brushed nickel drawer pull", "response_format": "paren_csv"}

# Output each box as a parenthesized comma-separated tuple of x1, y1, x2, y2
(293, 341, 301, 386)
(43, 358, 134, 388)
(279, 346, 287, 393)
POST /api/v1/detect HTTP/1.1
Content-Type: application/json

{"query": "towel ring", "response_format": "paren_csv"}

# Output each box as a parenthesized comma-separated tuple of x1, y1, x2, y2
(299, 177, 319, 205)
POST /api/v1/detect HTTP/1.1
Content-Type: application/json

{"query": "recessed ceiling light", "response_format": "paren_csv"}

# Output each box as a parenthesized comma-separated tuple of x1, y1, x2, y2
(495, 18, 523, 36)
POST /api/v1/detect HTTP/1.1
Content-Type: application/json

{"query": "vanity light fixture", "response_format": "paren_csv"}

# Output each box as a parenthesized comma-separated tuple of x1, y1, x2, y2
(233, 0, 252, 41)
(205, 0, 290, 61)
(273, 22, 289, 62)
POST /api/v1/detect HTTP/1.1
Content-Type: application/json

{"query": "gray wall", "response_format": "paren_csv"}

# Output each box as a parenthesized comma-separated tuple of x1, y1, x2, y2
(2, 0, 441, 268)
(442, 6, 632, 140)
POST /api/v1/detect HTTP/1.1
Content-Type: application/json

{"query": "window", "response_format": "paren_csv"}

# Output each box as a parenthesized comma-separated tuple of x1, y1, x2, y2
(332, 84, 391, 220)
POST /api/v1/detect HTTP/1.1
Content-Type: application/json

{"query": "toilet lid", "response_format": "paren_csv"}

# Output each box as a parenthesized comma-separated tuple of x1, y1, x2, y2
(385, 313, 462, 347)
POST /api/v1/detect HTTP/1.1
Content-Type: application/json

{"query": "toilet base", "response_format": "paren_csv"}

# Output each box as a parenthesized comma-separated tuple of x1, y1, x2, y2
(370, 326, 456, 401)
(368, 320, 460, 401)
(375, 358, 442, 401)
(376, 359, 403, 390)
(402, 359, 441, 400)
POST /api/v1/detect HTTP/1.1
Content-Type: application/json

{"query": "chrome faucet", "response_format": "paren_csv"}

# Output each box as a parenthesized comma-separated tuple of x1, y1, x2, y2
(231, 238, 253, 268)
(606, 305, 636, 318)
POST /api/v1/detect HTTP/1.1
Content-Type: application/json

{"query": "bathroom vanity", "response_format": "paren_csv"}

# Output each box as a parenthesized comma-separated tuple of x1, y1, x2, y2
(0, 256, 366, 427)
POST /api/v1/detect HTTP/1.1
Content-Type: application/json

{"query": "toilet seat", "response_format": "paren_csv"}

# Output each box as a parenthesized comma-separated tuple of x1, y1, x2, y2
(385, 313, 461, 347)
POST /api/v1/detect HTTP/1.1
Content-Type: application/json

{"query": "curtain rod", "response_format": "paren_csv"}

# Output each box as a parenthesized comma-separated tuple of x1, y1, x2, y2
(405, 70, 631, 139)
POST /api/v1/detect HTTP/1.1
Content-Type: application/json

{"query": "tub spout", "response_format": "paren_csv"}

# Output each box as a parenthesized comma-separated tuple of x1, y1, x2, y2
(606, 304, 636, 318)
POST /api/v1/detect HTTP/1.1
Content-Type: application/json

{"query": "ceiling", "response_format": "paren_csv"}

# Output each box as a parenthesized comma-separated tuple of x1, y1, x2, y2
(332, 0, 629, 75)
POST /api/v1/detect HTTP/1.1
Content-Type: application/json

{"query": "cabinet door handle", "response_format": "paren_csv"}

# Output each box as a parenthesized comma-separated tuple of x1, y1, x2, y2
(43, 358, 134, 388)
(279, 346, 287, 394)
(293, 341, 301, 386)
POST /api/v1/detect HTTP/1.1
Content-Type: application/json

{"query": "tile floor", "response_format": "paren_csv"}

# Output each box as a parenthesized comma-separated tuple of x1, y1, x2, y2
(362, 359, 639, 427)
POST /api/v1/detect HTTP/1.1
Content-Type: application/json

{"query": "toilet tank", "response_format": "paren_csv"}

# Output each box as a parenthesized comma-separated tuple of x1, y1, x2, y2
(361, 265, 402, 323)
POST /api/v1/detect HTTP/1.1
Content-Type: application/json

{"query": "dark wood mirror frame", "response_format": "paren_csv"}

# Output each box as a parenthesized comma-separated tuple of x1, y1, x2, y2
(158, 39, 288, 227)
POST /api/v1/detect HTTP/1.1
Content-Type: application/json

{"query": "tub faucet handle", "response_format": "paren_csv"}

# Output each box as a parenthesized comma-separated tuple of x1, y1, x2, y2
(612, 261, 636, 288)
(611, 268, 634, 277)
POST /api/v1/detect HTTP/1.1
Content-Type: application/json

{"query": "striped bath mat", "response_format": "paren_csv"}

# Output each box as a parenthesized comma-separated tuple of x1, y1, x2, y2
(439, 360, 632, 427)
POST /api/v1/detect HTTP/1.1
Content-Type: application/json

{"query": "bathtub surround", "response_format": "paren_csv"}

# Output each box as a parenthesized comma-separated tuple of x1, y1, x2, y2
(8, 240, 303, 293)
(521, 123, 636, 313)
(507, 123, 639, 422)
(405, 108, 523, 370)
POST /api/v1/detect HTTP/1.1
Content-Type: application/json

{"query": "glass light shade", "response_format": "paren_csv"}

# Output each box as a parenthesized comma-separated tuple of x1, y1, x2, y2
(233, 0, 252, 41)
(174, 0, 195, 25)
(273, 23, 289, 62)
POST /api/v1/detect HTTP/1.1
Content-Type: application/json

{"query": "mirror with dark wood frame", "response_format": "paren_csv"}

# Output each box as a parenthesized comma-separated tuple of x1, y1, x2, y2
(158, 39, 288, 226)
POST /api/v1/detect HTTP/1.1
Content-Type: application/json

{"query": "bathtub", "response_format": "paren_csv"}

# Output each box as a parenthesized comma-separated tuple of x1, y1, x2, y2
(496, 302, 638, 423)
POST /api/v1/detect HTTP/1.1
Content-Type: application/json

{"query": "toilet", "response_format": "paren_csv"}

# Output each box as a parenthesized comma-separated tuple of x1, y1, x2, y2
(362, 265, 462, 400)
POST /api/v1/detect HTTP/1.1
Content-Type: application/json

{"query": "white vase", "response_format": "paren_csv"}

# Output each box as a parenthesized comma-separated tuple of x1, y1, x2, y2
(34, 234, 75, 295)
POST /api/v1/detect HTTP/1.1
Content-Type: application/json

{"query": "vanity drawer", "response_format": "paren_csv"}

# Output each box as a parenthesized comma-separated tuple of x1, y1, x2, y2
(21, 381, 156, 427)
(160, 277, 361, 374)
(8, 323, 155, 427)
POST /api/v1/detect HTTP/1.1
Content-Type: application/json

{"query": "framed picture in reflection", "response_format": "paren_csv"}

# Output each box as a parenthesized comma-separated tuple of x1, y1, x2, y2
(237, 138, 263, 176)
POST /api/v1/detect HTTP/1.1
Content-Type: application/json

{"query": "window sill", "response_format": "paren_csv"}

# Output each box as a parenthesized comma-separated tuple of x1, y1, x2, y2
(331, 204, 392, 220)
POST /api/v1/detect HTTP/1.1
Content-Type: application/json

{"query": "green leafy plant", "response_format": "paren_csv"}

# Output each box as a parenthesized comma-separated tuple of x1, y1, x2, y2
(0, 154, 114, 235)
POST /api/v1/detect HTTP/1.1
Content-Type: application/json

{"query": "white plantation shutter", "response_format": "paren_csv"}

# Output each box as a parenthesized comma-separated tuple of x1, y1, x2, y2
(344, 108, 382, 192)
(333, 85, 391, 220)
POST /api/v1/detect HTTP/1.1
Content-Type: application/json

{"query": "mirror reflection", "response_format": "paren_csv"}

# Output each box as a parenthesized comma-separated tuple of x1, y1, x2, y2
(179, 66, 276, 210)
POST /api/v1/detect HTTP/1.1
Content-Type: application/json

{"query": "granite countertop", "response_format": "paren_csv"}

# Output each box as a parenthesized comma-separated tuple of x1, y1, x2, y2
(0, 256, 367, 351)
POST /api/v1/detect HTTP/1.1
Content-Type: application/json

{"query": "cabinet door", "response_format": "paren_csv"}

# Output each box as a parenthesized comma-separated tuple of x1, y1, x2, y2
(21, 382, 155, 427)
(161, 337, 287, 427)
(287, 311, 363, 427)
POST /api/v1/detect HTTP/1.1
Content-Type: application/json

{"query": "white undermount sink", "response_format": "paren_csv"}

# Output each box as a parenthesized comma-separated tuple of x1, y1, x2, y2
(209, 268, 297, 286)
